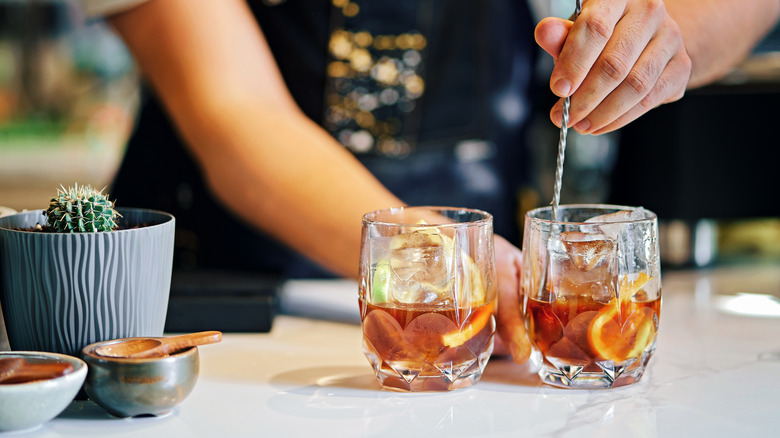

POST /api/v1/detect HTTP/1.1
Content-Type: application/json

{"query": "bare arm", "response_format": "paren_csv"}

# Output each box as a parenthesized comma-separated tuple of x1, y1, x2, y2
(109, 0, 532, 363)
(535, 0, 780, 134)
(665, 0, 780, 88)
(109, 0, 403, 278)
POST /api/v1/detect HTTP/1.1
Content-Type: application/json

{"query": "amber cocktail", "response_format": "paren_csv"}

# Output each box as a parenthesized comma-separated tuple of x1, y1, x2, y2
(359, 207, 496, 391)
(522, 205, 661, 388)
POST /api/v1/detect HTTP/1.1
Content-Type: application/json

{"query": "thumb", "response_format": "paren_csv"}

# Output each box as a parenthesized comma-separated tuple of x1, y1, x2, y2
(494, 236, 531, 364)
(534, 17, 573, 60)
(495, 265, 531, 364)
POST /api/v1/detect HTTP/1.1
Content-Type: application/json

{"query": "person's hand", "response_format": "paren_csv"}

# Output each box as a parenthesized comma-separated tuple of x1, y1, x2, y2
(535, 0, 692, 135)
(492, 234, 531, 364)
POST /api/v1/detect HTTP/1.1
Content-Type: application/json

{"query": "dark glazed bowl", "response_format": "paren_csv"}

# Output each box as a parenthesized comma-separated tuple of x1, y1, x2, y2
(81, 338, 199, 417)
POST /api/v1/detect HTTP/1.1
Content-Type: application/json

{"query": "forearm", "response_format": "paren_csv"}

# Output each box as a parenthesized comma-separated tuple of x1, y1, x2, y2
(666, 0, 780, 88)
(185, 101, 402, 279)
(109, 0, 403, 278)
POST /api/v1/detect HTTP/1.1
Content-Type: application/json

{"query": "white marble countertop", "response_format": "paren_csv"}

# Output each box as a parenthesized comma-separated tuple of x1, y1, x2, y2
(16, 263, 780, 437)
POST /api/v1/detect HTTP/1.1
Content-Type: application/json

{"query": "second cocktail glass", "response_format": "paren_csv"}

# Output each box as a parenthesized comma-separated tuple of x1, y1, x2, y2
(522, 204, 662, 389)
(359, 207, 496, 391)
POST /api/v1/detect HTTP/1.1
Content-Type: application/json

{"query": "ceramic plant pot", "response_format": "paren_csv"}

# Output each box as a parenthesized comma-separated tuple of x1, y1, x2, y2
(0, 208, 175, 357)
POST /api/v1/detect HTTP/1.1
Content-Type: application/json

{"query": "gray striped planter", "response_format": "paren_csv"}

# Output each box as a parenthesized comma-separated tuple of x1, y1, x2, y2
(0, 208, 175, 357)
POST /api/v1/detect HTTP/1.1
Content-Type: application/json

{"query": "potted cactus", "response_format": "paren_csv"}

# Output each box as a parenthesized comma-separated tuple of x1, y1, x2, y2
(43, 183, 121, 232)
(0, 184, 175, 357)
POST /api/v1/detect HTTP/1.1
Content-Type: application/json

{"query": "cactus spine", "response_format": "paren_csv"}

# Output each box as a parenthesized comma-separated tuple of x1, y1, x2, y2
(44, 184, 120, 233)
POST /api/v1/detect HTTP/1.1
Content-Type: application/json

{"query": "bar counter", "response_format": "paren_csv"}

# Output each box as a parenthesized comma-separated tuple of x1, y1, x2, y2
(19, 263, 780, 437)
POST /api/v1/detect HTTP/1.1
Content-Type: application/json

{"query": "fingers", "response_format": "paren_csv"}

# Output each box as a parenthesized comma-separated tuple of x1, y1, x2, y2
(573, 11, 688, 133)
(549, 0, 627, 98)
(589, 50, 689, 134)
(551, 17, 687, 133)
(534, 17, 573, 60)
(564, 0, 666, 130)
(544, 0, 692, 133)
(496, 279, 531, 364)
(493, 235, 531, 364)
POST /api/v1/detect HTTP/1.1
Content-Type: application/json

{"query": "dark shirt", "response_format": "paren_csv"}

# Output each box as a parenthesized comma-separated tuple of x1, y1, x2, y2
(111, 0, 539, 278)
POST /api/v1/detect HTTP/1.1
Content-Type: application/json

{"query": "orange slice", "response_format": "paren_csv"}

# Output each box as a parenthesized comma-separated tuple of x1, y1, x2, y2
(619, 307, 657, 358)
(442, 306, 493, 348)
(588, 305, 621, 360)
(589, 306, 656, 362)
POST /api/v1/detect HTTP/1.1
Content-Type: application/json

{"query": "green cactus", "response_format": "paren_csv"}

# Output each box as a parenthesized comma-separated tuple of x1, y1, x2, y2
(43, 183, 121, 233)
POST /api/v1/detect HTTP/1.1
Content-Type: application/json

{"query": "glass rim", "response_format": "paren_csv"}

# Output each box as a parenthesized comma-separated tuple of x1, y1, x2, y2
(362, 205, 493, 228)
(526, 204, 657, 225)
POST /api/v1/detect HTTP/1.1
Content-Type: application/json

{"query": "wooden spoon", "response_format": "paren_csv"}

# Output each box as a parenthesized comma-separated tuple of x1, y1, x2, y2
(94, 331, 223, 359)
(0, 357, 74, 384)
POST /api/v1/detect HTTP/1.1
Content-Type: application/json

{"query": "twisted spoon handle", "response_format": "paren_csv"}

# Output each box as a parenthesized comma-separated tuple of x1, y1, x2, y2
(539, 0, 584, 299)
(551, 0, 583, 223)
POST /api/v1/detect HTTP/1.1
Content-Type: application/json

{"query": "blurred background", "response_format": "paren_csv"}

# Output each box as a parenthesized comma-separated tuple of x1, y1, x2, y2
(1, 0, 779, 272)
(0, 0, 138, 209)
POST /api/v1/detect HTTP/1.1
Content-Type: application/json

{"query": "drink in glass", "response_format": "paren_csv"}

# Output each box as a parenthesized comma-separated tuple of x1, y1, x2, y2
(359, 207, 496, 391)
(521, 205, 661, 388)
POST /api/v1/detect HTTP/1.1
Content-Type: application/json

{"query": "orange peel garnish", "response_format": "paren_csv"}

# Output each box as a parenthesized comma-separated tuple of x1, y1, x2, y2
(442, 306, 493, 348)
(619, 272, 651, 304)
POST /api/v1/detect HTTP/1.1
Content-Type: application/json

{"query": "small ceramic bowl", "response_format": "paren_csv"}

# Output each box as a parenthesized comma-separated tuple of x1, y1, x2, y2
(81, 338, 199, 417)
(0, 351, 87, 432)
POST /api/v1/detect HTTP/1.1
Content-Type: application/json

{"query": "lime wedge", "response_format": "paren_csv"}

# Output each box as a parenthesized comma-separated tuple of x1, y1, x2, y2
(371, 260, 392, 304)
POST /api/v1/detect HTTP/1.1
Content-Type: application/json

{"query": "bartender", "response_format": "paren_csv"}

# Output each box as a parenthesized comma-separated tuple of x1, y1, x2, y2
(80, 0, 779, 363)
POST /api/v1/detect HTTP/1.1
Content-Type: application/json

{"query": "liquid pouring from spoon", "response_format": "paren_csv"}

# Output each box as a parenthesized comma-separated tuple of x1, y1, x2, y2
(94, 331, 223, 359)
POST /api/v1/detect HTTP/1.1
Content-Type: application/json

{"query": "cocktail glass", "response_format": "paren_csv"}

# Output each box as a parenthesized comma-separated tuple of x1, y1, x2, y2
(522, 204, 661, 389)
(359, 206, 496, 391)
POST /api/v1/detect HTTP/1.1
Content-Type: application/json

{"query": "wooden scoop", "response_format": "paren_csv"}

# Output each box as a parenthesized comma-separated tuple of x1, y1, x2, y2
(94, 331, 223, 359)
(0, 357, 74, 384)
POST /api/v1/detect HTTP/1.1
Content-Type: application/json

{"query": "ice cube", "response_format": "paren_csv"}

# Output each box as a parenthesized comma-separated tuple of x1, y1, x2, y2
(390, 244, 444, 282)
(549, 232, 616, 301)
(585, 209, 657, 276)
(585, 208, 649, 240)
(559, 231, 615, 271)
(389, 228, 447, 279)
(389, 228, 453, 305)
(585, 209, 648, 223)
